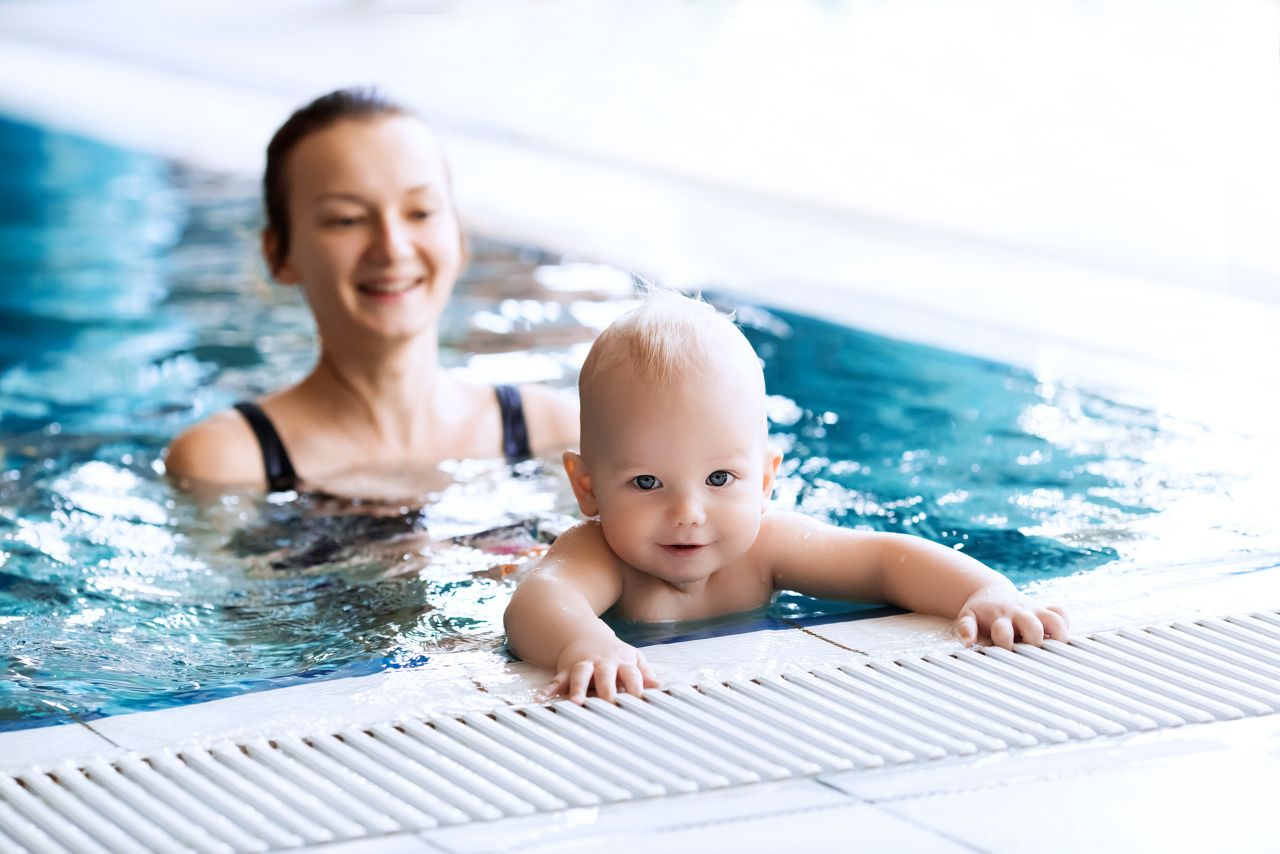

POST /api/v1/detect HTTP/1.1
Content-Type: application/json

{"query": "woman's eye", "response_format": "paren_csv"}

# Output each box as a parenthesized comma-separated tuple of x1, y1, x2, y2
(324, 216, 364, 228)
(631, 474, 661, 491)
(407, 209, 434, 221)
(706, 470, 734, 487)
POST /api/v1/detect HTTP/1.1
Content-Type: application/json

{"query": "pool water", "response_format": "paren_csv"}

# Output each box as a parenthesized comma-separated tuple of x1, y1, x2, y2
(3, 115, 1277, 731)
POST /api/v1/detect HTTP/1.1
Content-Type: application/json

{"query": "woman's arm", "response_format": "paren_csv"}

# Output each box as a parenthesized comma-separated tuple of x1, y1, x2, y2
(504, 522, 657, 702)
(764, 511, 1068, 648)
(518, 384, 580, 456)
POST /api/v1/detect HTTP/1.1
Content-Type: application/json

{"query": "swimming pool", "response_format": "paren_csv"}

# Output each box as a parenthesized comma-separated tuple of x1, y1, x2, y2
(3, 114, 1277, 732)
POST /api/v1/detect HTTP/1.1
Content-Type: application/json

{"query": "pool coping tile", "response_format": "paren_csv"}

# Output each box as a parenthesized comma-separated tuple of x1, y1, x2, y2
(421, 778, 857, 854)
(0, 720, 121, 775)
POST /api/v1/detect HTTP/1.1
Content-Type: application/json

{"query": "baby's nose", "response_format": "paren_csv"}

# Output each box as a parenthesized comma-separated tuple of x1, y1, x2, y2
(669, 493, 706, 526)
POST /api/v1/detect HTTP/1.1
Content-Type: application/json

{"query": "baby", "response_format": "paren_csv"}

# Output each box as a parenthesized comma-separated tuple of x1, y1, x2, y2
(504, 290, 1068, 703)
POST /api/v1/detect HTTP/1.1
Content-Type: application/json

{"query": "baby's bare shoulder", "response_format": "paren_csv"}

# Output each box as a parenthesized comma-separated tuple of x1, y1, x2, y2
(756, 510, 825, 545)
(543, 521, 623, 573)
(755, 511, 876, 561)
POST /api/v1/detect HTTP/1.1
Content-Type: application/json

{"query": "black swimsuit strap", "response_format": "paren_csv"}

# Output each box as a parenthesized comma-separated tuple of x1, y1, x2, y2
(233, 401, 299, 493)
(235, 388, 528, 491)
(494, 384, 532, 463)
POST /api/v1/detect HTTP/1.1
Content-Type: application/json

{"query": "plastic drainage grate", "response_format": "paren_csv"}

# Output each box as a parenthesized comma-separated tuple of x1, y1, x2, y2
(4, 610, 1280, 851)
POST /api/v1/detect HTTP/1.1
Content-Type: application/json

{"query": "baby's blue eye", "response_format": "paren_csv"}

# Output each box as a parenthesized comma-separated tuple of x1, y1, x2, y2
(706, 470, 733, 487)
(632, 474, 660, 490)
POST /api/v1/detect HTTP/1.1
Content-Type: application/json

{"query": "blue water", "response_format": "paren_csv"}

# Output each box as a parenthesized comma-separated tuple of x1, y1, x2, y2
(2, 115, 1274, 731)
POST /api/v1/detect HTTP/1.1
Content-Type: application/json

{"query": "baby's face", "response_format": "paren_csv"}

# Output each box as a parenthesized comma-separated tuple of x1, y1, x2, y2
(577, 357, 780, 587)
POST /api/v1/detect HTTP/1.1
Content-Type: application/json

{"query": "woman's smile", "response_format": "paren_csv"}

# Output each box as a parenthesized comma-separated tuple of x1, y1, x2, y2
(356, 274, 424, 299)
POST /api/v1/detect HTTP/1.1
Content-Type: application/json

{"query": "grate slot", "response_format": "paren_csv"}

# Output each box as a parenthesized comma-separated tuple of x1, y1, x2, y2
(1007, 643, 1209, 724)
(19, 770, 145, 854)
(182, 747, 331, 845)
(150, 750, 299, 850)
(1248, 610, 1280, 630)
(617, 693, 792, 780)
(548, 699, 732, 789)
(1193, 619, 1280, 667)
(81, 758, 231, 854)
(772, 671, 971, 756)
(665, 684, 837, 772)
(643, 688, 811, 777)
(0, 794, 63, 854)
(368, 723, 539, 817)
(114, 753, 267, 852)
(926, 652, 1126, 736)
(271, 733, 428, 832)
(208, 741, 361, 839)
(864, 660, 1058, 744)
(337, 727, 503, 822)
(575, 696, 752, 786)
(1146, 624, 1280, 682)
(476, 706, 660, 804)
(241, 738, 401, 834)
(1108, 630, 1280, 704)
(700, 679, 879, 768)
(828, 663, 1024, 749)
(975, 646, 1171, 729)
(1225, 614, 1280, 642)
(890, 659, 1073, 742)
(401, 715, 589, 808)
(1035, 640, 1241, 720)
(511, 704, 700, 795)
(303, 733, 460, 826)
(804, 666, 994, 751)
(432, 716, 600, 807)
(752, 673, 941, 761)
(1057, 638, 1261, 717)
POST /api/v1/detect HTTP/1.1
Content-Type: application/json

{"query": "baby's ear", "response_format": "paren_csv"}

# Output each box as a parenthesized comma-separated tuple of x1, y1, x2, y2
(563, 451, 599, 517)
(761, 447, 783, 510)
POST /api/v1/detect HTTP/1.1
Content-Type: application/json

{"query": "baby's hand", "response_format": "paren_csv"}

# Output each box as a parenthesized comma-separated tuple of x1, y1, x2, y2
(955, 585, 1069, 649)
(537, 639, 660, 705)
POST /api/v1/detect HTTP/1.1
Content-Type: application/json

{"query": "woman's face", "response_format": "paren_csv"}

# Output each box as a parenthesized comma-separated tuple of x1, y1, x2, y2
(271, 116, 466, 345)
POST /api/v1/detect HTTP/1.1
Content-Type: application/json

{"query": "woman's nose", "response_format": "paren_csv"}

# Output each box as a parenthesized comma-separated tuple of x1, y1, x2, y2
(372, 215, 415, 261)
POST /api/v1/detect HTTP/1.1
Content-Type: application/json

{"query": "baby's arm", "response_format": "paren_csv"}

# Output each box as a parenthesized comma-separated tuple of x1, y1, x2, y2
(764, 512, 1068, 648)
(503, 522, 659, 703)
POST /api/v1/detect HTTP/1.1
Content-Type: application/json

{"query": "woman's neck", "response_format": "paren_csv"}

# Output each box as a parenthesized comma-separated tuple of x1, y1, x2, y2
(305, 333, 457, 453)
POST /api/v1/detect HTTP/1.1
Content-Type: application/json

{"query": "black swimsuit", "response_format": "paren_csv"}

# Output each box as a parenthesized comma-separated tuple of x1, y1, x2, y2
(234, 384, 533, 492)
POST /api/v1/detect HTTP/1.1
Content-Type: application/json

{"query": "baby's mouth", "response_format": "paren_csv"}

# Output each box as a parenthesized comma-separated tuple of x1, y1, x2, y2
(660, 543, 707, 557)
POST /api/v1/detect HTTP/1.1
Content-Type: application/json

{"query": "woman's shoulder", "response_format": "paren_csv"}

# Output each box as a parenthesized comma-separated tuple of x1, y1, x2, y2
(165, 406, 266, 486)
(515, 383, 579, 454)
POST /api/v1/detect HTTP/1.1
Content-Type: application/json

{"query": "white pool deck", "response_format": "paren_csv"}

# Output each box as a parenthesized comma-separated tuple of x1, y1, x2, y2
(2, 2, 1280, 850)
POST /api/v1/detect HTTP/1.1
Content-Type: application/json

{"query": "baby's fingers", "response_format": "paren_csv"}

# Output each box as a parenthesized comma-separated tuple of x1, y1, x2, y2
(989, 616, 1016, 650)
(955, 610, 979, 646)
(534, 673, 567, 703)
(1039, 606, 1070, 641)
(637, 653, 661, 688)
(594, 661, 619, 704)
(618, 664, 645, 698)
(1012, 610, 1045, 647)
(567, 661, 595, 705)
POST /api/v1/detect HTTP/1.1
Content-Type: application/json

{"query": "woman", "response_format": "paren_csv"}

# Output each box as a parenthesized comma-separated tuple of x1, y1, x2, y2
(166, 89, 578, 494)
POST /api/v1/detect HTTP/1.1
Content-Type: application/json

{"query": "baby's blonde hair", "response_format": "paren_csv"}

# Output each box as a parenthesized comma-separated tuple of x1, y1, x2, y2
(578, 288, 765, 457)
